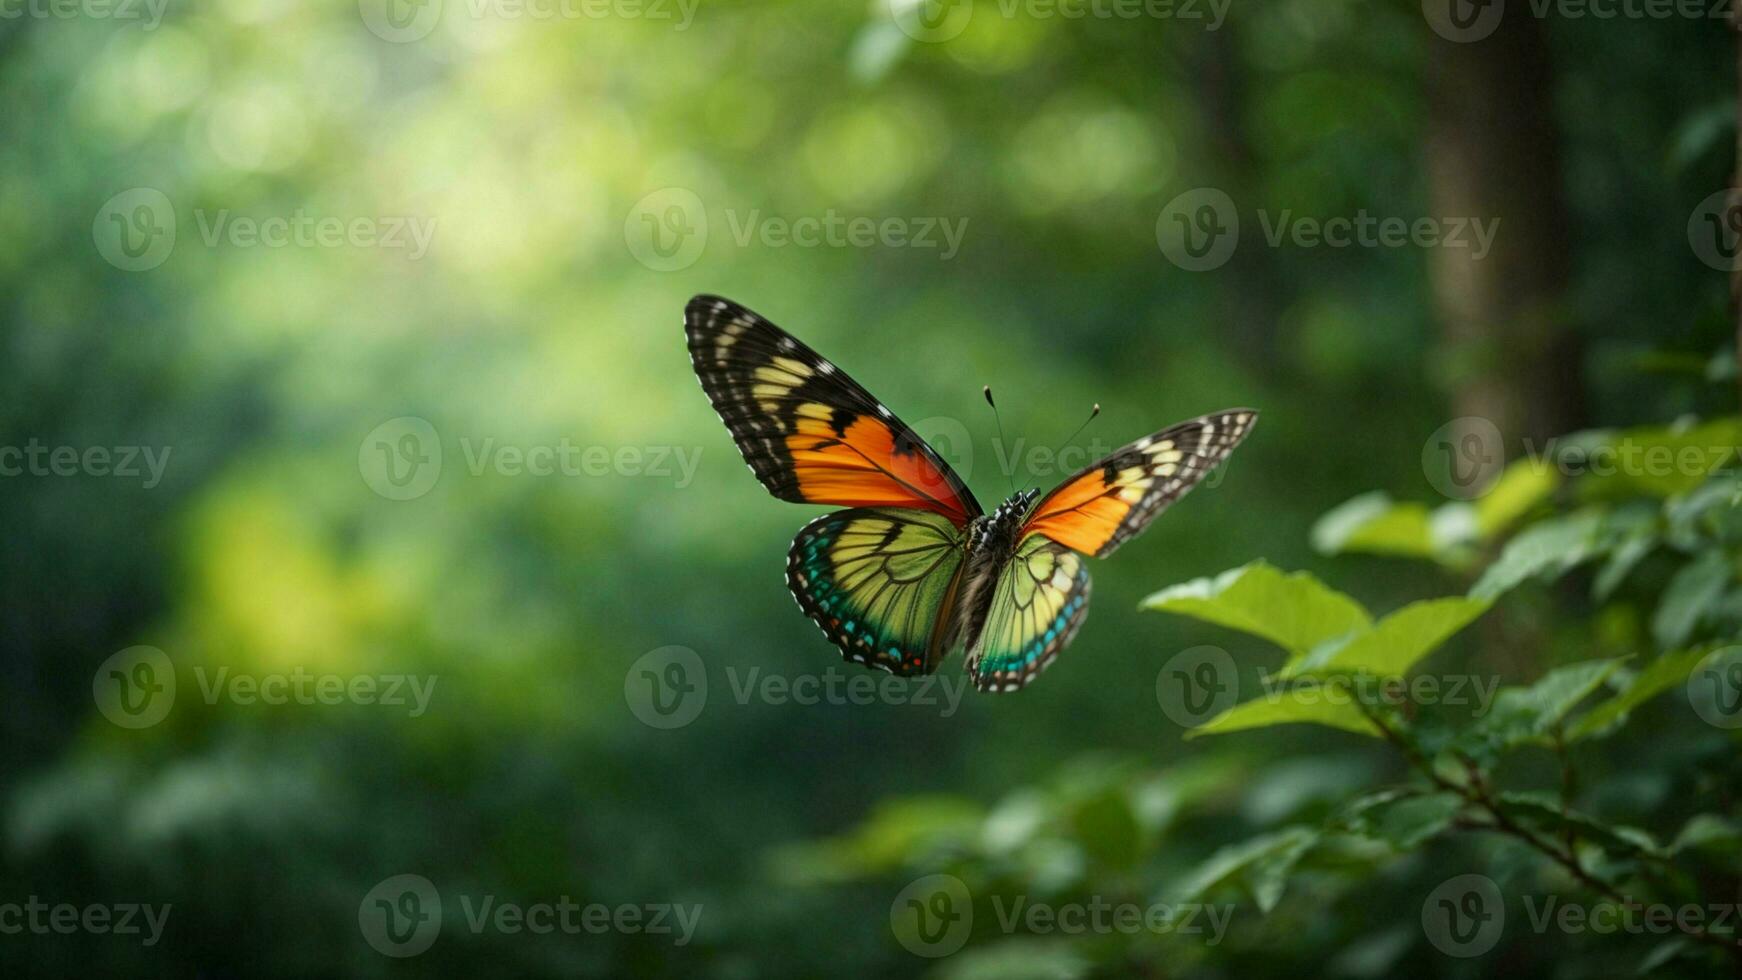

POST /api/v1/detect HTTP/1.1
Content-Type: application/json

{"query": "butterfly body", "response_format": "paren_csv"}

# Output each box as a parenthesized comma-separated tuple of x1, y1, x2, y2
(686, 294, 1255, 693)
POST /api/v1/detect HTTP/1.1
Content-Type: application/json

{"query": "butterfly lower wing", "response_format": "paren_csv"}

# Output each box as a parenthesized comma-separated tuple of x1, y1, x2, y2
(686, 295, 981, 524)
(964, 535, 1091, 692)
(786, 508, 969, 676)
(1025, 410, 1257, 558)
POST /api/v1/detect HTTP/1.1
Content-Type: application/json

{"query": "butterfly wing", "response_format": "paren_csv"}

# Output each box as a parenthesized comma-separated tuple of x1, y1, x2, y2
(964, 409, 1256, 692)
(963, 535, 1091, 692)
(686, 295, 982, 524)
(787, 508, 969, 676)
(1024, 410, 1257, 558)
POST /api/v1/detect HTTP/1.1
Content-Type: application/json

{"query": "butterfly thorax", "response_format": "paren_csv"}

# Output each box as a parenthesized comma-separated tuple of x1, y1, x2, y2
(956, 488, 1042, 651)
(966, 488, 1041, 564)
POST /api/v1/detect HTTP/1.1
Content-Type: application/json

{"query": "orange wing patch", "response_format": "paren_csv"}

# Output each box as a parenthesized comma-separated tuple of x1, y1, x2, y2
(686, 295, 982, 525)
(1026, 410, 1256, 557)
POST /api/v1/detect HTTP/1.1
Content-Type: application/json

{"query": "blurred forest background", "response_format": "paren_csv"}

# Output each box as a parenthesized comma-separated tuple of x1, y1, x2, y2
(3, 0, 1741, 976)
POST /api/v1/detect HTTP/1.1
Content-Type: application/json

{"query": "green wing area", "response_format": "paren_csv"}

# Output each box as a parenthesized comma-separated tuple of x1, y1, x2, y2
(966, 534, 1092, 692)
(785, 508, 968, 676)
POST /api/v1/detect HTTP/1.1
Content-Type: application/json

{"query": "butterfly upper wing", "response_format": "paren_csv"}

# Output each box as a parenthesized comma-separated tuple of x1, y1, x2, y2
(964, 534, 1091, 692)
(787, 508, 969, 676)
(685, 295, 982, 525)
(1024, 409, 1257, 558)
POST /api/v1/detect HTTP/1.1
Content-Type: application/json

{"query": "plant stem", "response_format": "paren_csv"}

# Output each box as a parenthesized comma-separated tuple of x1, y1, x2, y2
(1354, 699, 1742, 965)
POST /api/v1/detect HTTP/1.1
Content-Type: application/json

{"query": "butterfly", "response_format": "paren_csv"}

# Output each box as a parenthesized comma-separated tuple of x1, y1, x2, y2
(685, 294, 1256, 693)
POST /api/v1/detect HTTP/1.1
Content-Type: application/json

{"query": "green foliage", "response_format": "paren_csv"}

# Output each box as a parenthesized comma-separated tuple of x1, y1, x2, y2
(809, 406, 1742, 976)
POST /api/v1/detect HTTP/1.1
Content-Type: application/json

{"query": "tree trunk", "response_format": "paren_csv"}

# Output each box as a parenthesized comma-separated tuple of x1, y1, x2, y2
(1425, 10, 1583, 448)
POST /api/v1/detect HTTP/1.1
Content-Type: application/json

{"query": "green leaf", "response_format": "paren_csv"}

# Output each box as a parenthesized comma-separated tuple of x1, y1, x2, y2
(1651, 549, 1732, 649)
(1338, 791, 1464, 850)
(1493, 791, 1664, 858)
(1469, 509, 1604, 601)
(768, 796, 981, 883)
(1283, 597, 1491, 678)
(1312, 492, 1440, 558)
(1141, 561, 1371, 659)
(1578, 417, 1742, 498)
(1069, 785, 1143, 870)
(1567, 649, 1710, 742)
(1461, 659, 1629, 758)
(1474, 461, 1560, 539)
(1669, 814, 1742, 855)
(936, 940, 1091, 980)
(1170, 826, 1319, 913)
(1593, 526, 1657, 600)
(1187, 690, 1381, 739)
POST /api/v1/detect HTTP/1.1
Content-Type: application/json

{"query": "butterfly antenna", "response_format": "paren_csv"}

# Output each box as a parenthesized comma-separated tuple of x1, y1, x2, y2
(1056, 403, 1102, 455)
(1028, 403, 1103, 491)
(983, 386, 1019, 497)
